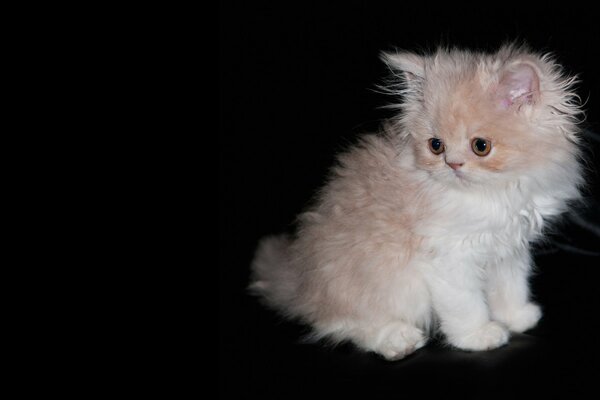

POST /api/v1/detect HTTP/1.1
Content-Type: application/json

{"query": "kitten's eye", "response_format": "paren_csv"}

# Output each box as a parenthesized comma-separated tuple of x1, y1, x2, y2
(428, 138, 444, 155)
(471, 138, 492, 156)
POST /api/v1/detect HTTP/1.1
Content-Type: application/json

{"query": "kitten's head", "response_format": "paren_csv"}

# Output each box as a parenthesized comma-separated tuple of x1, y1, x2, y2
(382, 45, 582, 189)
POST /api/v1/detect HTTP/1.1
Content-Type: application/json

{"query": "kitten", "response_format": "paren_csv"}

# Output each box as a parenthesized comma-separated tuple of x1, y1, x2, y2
(249, 44, 583, 360)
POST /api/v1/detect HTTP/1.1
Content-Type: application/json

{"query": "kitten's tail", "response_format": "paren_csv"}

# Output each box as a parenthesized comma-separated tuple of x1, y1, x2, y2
(249, 234, 300, 313)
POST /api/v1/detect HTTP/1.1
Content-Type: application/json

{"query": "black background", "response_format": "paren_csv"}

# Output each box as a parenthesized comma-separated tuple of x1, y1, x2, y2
(220, 3, 600, 398)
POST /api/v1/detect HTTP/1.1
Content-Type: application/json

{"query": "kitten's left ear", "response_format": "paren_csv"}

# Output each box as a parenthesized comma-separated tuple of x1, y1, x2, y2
(381, 52, 425, 81)
(381, 51, 425, 91)
(496, 62, 540, 110)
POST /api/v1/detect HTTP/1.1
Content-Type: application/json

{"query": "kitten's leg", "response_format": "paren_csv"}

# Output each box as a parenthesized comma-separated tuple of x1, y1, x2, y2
(486, 252, 541, 333)
(426, 260, 509, 351)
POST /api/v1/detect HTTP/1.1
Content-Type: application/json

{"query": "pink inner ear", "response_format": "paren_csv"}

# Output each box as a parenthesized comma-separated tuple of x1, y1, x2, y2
(497, 63, 539, 109)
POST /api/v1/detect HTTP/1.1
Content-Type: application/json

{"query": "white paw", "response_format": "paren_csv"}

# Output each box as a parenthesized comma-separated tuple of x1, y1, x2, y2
(450, 321, 510, 351)
(501, 303, 542, 333)
(373, 323, 427, 361)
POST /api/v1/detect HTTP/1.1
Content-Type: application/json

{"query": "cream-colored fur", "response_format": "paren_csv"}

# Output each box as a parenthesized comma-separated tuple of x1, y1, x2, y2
(249, 45, 583, 360)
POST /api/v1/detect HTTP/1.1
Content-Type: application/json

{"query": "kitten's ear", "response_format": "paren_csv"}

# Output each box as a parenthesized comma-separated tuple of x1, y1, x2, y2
(381, 52, 425, 83)
(496, 62, 540, 110)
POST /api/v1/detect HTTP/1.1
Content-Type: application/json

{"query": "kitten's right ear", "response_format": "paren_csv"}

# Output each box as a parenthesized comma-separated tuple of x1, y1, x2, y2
(381, 52, 425, 83)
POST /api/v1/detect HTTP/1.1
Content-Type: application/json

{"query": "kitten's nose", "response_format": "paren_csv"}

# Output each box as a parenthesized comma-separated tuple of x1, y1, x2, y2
(447, 162, 464, 170)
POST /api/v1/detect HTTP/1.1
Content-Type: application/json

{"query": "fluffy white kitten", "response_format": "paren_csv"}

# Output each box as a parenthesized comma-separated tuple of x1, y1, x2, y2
(250, 45, 583, 360)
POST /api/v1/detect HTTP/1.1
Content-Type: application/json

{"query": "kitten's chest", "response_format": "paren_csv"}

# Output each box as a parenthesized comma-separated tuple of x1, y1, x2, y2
(417, 188, 538, 256)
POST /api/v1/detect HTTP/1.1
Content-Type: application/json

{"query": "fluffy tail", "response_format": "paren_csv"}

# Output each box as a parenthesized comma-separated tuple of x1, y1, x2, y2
(249, 234, 299, 313)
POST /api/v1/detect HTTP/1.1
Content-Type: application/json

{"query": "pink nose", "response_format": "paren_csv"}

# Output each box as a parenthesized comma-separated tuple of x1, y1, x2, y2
(447, 162, 464, 170)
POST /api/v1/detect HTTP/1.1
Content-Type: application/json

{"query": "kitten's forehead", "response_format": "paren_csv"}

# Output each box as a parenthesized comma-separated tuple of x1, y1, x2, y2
(427, 76, 498, 140)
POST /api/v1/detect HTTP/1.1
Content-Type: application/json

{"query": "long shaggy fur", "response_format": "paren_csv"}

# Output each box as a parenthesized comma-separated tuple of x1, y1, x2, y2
(249, 44, 584, 360)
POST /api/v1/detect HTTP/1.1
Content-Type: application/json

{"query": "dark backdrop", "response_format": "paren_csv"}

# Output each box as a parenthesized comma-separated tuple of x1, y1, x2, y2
(220, 3, 600, 398)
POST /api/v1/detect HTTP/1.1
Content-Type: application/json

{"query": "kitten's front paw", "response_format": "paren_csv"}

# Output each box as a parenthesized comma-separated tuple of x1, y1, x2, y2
(450, 321, 509, 351)
(501, 303, 542, 333)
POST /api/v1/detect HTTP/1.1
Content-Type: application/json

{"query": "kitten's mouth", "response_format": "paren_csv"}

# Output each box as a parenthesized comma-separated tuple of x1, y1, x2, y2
(451, 169, 473, 185)
(453, 170, 465, 179)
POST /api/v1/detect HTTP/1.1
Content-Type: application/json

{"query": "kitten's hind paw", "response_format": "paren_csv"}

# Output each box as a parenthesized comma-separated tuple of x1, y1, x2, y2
(370, 322, 427, 361)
